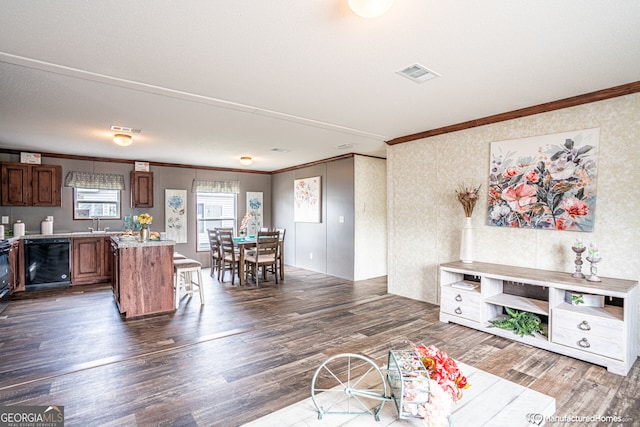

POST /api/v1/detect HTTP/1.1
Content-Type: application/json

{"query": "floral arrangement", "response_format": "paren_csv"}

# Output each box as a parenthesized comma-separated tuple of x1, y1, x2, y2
(414, 344, 469, 404)
(239, 213, 252, 232)
(456, 184, 482, 218)
(389, 350, 452, 427)
(404, 377, 452, 427)
(136, 213, 153, 227)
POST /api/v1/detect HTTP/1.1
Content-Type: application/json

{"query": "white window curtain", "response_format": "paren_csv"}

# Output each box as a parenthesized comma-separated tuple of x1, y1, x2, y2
(191, 179, 240, 193)
(64, 171, 126, 190)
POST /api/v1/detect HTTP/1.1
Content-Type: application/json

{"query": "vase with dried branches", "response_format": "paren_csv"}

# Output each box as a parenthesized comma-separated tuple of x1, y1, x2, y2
(456, 184, 481, 263)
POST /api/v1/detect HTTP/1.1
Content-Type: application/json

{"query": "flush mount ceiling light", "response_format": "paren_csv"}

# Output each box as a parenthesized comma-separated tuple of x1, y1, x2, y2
(113, 134, 133, 147)
(348, 0, 394, 18)
(240, 156, 253, 166)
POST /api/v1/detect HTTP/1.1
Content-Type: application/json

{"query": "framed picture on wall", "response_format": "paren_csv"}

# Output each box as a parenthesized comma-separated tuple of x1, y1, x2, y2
(487, 128, 599, 231)
(165, 189, 187, 243)
(294, 176, 321, 223)
(246, 191, 263, 235)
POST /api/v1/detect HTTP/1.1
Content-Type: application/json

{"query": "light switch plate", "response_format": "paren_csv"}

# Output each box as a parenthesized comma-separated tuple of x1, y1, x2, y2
(1, 216, 8, 224)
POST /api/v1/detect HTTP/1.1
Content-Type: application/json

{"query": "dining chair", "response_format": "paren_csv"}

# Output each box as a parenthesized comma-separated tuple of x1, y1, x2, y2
(275, 228, 286, 281)
(244, 231, 279, 287)
(207, 229, 222, 280)
(217, 230, 241, 285)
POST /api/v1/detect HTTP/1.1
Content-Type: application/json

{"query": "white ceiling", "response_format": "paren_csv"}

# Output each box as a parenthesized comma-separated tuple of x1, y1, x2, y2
(1, 1, 639, 172)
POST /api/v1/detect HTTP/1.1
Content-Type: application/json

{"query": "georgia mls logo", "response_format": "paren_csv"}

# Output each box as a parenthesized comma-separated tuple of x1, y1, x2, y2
(0, 405, 64, 427)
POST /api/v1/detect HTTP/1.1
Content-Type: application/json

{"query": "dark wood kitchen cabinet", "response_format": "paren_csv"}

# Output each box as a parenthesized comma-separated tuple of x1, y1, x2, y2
(71, 236, 112, 285)
(1, 162, 62, 206)
(9, 239, 25, 293)
(130, 171, 153, 208)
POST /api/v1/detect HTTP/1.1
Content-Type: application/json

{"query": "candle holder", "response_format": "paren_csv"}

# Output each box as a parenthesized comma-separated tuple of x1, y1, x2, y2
(571, 246, 586, 279)
(586, 257, 602, 282)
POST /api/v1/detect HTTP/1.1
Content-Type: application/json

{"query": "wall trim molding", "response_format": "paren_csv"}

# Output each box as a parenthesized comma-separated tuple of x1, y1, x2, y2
(386, 81, 640, 145)
(0, 149, 383, 175)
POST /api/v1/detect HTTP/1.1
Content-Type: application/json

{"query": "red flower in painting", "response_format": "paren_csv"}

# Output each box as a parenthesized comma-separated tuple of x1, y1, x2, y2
(524, 170, 539, 183)
(503, 165, 519, 178)
(562, 197, 589, 217)
(501, 183, 537, 212)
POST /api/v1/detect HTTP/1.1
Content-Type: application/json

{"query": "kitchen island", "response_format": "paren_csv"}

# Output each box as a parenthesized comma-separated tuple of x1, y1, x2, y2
(110, 237, 175, 318)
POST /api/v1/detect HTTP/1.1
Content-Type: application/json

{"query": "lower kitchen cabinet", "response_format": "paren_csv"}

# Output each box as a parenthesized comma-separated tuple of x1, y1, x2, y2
(9, 239, 25, 292)
(71, 236, 112, 285)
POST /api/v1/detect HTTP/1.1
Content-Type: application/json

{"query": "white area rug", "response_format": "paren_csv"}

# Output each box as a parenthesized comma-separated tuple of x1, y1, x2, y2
(243, 362, 555, 427)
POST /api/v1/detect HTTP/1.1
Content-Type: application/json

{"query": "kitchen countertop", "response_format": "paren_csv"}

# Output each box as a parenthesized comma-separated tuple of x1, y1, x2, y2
(6, 231, 123, 240)
(111, 236, 175, 248)
(4, 232, 175, 248)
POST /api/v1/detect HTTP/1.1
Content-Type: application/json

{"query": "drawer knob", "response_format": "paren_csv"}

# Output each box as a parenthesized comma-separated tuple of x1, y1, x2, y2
(454, 307, 462, 315)
(578, 338, 590, 348)
(455, 294, 463, 302)
(578, 321, 591, 331)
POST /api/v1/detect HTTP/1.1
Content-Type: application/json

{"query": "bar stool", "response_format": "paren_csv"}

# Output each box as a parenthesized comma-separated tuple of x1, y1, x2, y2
(174, 258, 204, 308)
(174, 252, 187, 260)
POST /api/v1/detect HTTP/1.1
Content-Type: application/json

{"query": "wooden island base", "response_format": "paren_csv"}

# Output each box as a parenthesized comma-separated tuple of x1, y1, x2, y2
(111, 238, 175, 318)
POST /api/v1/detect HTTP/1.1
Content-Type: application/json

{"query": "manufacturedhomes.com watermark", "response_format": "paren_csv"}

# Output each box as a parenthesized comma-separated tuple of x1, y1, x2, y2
(526, 412, 634, 425)
(0, 406, 64, 427)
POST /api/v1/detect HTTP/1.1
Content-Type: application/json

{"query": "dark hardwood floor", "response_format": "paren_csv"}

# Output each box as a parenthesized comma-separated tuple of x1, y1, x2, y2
(0, 266, 638, 426)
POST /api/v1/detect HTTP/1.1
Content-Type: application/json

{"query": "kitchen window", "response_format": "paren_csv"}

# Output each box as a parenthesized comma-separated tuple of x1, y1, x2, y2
(73, 188, 121, 219)
(196, 192, 236, 251)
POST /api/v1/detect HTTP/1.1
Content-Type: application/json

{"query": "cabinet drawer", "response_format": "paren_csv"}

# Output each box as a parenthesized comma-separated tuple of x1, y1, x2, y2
(441, 287, 481, 322)
(553, 307, 622, 339)
(552, 326, 623, 360)
(552, 308, 624, 359)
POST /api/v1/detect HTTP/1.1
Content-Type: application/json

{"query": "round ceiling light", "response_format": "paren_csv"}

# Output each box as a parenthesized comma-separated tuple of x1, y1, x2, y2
(240, 156, 253, 166)
(113, 134, 133, 146)
(348, 0, 394, 18)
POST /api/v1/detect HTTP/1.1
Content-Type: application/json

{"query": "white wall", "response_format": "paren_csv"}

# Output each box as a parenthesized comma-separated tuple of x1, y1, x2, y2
(387, 93, 640, 307)
(354, 155, 387, 280)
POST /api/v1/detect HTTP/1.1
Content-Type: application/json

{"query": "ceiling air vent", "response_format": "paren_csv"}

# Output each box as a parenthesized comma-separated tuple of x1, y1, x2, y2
(336, 143, 356, 150)
(396, 63, 439, 83)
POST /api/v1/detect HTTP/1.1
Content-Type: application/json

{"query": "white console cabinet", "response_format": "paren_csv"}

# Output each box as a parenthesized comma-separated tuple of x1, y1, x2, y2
(439, 261, 638, 376)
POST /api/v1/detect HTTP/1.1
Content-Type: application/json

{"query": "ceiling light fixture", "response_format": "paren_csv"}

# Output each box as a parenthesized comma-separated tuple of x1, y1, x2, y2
(113, 134, 133, 147)
(348, 0, 394, 18)
(240, 156, 253, 166)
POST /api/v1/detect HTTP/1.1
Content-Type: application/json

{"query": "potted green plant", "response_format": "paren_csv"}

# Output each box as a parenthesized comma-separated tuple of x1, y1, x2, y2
(489, 307, 547, 337)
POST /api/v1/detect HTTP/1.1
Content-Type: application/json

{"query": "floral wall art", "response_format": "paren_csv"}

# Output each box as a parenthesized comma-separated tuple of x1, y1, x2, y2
(165, 189, 187, 243)
(246, 191, 263, 235)
(294, 176, 321, 223)
(488, 128, 599, 231)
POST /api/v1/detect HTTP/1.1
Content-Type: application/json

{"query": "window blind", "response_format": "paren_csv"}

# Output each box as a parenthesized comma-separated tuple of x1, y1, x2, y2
(64, 171, 126, 190)
(191, 179, 240, 193)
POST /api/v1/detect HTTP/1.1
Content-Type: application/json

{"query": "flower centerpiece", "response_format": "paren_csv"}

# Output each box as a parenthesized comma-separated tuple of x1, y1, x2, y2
(414, 344, 469, 401)
(136, 213, 153, 241)
(456, 184, 482, 218)
(239, 213, 252, 238)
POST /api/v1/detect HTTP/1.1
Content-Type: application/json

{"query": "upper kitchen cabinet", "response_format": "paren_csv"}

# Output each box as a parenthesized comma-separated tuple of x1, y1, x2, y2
(131, 171, 153, 208)
(1, 162, 62, 207)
